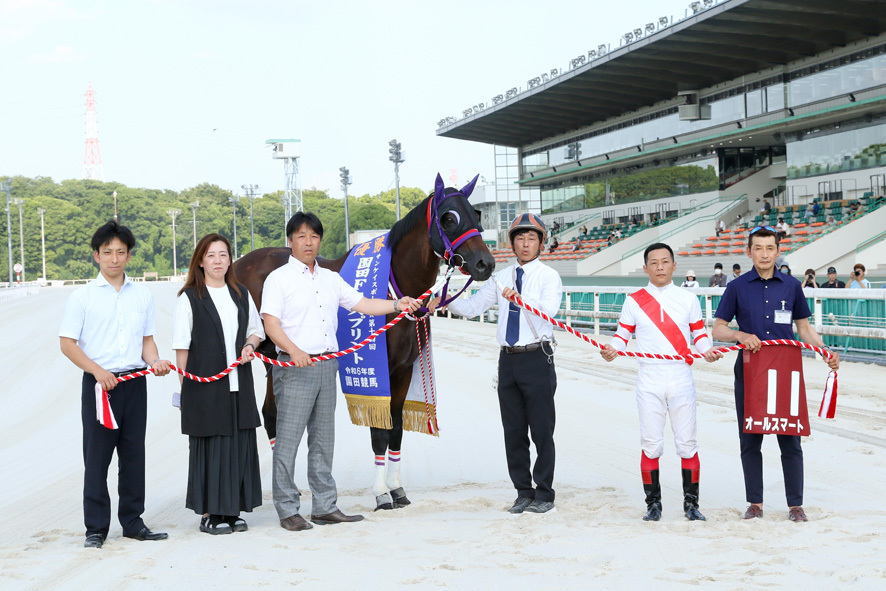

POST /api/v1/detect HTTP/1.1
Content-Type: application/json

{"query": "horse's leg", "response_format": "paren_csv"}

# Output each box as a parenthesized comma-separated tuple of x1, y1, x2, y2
(387, 366, 412, 508)
(370, 427, 394, 510)
(260, 364, 277, 449)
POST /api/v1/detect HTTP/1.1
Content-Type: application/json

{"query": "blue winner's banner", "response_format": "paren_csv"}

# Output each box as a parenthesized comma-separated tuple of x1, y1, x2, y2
(336, 234, 394, 429)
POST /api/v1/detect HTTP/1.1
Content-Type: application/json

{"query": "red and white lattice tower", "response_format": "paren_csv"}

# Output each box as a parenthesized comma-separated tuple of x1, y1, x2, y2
(82, 83, 105, 181)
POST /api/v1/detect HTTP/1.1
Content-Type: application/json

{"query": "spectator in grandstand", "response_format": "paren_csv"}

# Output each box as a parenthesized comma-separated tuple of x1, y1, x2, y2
(725, 263, 742, 285)
(681, 271, 699, 288)
(631, 215, 639, 227)
(551, 221, 561, 234)
(548, 237, 559, 253)
(812, 201, 820, 215)
(572, 238, 582, 252)
(801, 268, 818, 288)
(715, 219, 726, 237)
(652, 214, 660, 225)
(775, 218, 791, 240)
(581, 225, 588, 236)
(848, 201, 860, 217)
(709, 262, 727, 287)
(760, 199, 772, 214)
(804, 204, 814, 220)
(779, 264, 792, 277)
(820, 267, 845, 288)
(736, 214, 744, 226)
(846, 263, 871, 289)
(614, 228, 623, 240)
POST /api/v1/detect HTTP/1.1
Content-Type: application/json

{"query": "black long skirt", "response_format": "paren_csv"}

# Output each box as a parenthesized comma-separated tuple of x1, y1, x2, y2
(186, 391, 262, 516)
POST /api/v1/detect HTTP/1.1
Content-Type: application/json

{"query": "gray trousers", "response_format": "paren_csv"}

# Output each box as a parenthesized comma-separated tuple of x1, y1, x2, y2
(272, 356, 339, 520)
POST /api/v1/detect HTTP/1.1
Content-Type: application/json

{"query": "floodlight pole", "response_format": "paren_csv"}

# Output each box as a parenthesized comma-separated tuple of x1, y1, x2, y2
(167, 209, 181, 277)
(229, 195, 240, 259)
(37, 208, 46, 281)
(388, 139, 405, 220)
(190, 201, 199, 250)
(339, 167, 352, 250)
(3, 178, 12, 284)
(242, 184, 260, 252)
(14, 198, 24, 283)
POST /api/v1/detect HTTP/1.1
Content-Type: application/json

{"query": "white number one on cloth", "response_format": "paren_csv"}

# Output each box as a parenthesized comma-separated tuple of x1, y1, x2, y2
(766, 369, 801, 416)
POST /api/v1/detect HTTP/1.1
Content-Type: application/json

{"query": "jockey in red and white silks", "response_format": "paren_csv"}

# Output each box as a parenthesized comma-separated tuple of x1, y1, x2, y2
(609, 282, 712, 461)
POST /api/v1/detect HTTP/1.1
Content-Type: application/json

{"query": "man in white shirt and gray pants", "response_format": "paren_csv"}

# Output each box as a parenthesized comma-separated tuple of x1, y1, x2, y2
(261, 212, 419, 532)
(433, 213, 563, 514)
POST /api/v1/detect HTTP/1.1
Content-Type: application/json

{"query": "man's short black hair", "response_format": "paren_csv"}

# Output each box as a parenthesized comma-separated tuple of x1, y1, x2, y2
(90, 220, 135, 252)
(286, 212, 324, 241)
(714, 262, 723, 269)
(733, 263, 741, 271)
(643, 242, 674, 264)
(748, 226, 779, 248)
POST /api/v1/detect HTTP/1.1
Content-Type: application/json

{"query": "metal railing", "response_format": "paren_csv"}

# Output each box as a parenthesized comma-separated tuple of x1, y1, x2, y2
(443, 282, 886, 359)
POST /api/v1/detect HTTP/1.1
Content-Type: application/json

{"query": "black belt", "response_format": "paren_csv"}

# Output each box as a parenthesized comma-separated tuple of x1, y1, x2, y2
(501, 343, 542, 355)
(111, 367, 147, 378)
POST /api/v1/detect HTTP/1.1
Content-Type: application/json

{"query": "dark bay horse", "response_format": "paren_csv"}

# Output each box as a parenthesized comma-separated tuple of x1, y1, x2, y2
(233, 174, 494, 509)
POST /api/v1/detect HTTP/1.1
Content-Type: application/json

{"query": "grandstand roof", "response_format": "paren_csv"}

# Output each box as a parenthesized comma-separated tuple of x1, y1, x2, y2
(437, 0, 886, 147)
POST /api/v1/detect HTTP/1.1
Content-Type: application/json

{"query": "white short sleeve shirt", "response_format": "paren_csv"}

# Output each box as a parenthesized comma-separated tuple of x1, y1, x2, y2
(58, 272, 156, 373)
(261, 256, 364, 353)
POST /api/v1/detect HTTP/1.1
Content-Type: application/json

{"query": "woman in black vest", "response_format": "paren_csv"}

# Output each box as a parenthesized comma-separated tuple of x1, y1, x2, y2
(172, 233, 264, 534)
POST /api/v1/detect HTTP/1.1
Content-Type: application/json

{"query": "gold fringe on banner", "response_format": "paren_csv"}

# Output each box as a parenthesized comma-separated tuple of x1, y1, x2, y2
(344, 394, 392, 430)
(403, 400, 439, 437)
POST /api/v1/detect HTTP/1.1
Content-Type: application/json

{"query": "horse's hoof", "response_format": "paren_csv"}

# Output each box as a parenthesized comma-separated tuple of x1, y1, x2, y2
(390, 487, 411, 508)
(375, 493, 395, 511)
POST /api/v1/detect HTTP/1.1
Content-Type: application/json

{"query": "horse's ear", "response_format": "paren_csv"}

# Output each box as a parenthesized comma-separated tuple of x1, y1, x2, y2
(461, 174, 479, 199)
(434, 173, 445, 203)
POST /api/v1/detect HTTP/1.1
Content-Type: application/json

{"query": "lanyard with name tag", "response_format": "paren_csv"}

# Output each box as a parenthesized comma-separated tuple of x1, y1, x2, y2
(774, 300, 792, 324)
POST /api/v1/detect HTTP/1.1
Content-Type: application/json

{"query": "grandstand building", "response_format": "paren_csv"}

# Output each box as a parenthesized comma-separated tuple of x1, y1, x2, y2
(437, 0, 886, 280)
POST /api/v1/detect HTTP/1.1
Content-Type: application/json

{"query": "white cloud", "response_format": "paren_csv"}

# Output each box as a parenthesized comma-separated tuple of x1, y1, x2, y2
(29, 44, 81, 63)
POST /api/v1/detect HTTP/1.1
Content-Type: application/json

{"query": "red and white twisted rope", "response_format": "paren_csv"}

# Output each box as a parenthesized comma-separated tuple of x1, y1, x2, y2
(490, 277, 839, 419)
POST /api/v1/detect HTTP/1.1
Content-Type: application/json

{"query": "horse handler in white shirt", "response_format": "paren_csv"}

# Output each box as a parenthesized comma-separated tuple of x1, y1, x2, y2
(431, 213, 563, 515)
(601, 242, 722, 522)
(261, 212, 419, 532)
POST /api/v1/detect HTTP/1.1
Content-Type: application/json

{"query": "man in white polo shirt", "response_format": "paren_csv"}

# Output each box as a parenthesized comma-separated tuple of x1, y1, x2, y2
(262, 212, 419, 532)
(59, 221, 171, 549)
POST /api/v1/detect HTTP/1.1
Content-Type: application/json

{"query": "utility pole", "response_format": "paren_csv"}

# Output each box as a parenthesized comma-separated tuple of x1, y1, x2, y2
(229, 195, 240, 259)
(113, 190, 118, 222)
(37, 208, 46, 281)
(241, 184, 261, 252)
(190, 201, 199, 250)
(339, 167, 352, 250)
(2, 178, 11, 285)
(388, 139, 405, 220)
(167, 209, 181, 277)
(14, 198, 24, 283)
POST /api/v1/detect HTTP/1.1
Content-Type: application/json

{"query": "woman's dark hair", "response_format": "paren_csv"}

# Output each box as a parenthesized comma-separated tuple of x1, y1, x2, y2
(286, 212, 323, 241)
(90, 220, 136, 252)
(178, 233, 241, 299)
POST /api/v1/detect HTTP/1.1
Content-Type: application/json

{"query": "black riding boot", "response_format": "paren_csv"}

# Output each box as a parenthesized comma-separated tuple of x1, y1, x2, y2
(682, 468, 706, 521)
(642, 469, 662, 521)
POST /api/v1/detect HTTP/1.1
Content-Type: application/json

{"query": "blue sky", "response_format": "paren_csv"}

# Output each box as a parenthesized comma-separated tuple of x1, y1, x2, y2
(1, 0, 689, 197)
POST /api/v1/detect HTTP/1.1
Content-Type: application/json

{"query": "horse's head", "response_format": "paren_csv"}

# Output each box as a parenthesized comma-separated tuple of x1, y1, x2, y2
(428, 173, 495, 281)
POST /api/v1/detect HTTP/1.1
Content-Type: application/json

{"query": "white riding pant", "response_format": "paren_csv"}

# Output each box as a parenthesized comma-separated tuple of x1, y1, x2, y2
(636, 362, 698, 459)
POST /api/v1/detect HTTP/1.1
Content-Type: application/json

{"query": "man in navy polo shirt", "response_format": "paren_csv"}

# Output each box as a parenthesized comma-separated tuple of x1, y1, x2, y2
(713, 225, 839, 522)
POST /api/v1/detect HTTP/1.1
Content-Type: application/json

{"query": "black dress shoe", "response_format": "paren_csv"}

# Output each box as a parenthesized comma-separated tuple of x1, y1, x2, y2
(84, 534, 104, 548)
(124, 527, 169, 541)
(310, 509, 364, 525)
